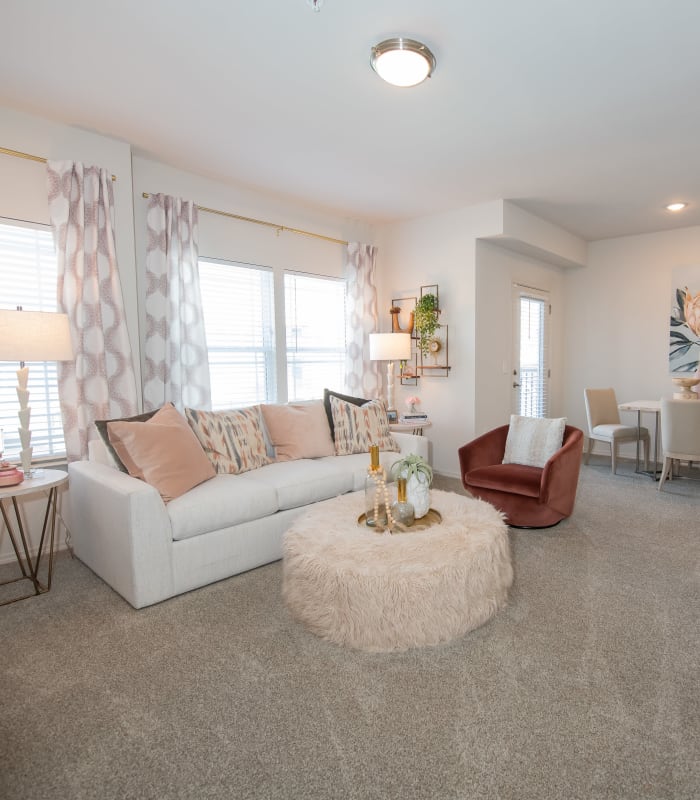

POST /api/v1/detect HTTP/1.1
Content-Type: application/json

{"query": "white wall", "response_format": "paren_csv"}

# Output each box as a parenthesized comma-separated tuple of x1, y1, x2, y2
(377, 202, 503, 476)
(475, 240, 567, 435)
(563, 225, 700, 457)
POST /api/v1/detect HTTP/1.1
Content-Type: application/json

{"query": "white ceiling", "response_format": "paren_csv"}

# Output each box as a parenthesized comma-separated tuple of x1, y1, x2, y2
(2, 0, 700, 241)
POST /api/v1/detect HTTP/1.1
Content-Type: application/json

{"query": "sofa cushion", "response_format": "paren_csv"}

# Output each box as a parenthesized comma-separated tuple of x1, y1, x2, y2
(107, 403, 216, 503)
(323, 388, 368, 441)
(248, 459, 354, 510)
(168, 474, 279, 541)
(502, 415, 566, 468)
(260, 400, 335, 461)
(185, 405, 274, 474)
(330, 396, 399, 456)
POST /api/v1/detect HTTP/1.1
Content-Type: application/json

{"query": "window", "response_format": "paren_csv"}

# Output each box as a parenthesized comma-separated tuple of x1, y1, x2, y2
(284, 272, 346, 401)
(199, 258, 276, 409)
(198, 259, 347, 407)
(0, 220, 66, 459)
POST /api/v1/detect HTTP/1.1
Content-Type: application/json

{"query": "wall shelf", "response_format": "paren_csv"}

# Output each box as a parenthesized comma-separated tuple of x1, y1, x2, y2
(391, 284, 450, 380)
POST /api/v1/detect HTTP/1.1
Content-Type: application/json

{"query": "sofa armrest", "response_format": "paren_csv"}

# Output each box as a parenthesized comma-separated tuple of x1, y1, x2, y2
(67, 461, 175, 608)
(392, 431, 430, 462)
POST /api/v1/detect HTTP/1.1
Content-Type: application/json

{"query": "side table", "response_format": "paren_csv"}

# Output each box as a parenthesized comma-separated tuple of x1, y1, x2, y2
(0, 468, 68, 606)
(390, 420, 432, 436)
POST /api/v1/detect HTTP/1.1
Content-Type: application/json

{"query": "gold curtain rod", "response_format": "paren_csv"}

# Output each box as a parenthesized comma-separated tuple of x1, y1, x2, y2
(142, 191, 348, 246)
(0, 146, 117, 181)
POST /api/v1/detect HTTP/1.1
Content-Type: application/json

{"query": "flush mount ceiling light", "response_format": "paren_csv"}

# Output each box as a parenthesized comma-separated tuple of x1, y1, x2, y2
(370, 38, 436, 87)
(665, 202, 688, 212)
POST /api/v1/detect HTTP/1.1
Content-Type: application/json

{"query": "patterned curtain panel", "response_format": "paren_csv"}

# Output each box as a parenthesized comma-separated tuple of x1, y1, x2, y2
(47, 160, 138, 462)
(344, 242, 380, 399)
(142, 193, 211, 412)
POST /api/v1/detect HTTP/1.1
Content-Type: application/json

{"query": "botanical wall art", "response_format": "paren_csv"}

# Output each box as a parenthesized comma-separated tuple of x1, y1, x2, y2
(669, 267, 700, 374)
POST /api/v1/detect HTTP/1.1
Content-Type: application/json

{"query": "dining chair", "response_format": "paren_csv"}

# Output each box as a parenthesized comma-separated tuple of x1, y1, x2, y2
(658, 397, 700, 491)
(583, 388, 650, 474)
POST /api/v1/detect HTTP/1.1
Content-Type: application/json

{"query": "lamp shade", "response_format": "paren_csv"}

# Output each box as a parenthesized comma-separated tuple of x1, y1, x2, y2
(0, 310, 73, 362)
(369, 332, 411, 361)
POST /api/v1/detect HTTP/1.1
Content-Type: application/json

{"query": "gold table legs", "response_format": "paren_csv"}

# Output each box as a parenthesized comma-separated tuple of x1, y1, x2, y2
(0, 487, 59, 606)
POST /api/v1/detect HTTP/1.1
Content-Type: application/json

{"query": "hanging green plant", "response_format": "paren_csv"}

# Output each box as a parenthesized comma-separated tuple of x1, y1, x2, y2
(414, 293, 441, 356)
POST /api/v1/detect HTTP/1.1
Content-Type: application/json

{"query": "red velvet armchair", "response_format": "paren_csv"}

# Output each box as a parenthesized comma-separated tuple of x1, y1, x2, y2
(458, 424, 584, 528)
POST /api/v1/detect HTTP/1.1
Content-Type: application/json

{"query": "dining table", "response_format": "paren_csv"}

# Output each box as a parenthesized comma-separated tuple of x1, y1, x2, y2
(618, 399, 661, 478)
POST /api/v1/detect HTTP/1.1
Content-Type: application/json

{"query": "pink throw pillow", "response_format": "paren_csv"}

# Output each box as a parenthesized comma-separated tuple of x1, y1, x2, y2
(260, 401, 335, 461)
(107, 403, 215, 502)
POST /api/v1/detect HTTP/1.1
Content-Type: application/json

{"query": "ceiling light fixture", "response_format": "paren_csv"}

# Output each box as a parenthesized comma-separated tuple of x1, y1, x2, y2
(665, 202, 688, 212)
(370, 38, 436, 87)
(306, 0, 324, 11)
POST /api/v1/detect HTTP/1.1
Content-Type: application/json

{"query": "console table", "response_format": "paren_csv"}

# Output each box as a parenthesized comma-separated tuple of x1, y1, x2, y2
(0, 469, 68, 606)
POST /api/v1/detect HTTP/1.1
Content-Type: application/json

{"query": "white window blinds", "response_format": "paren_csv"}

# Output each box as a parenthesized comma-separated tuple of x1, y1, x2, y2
(0, 220, 66, 459)
(284, 272, 346, 401)
(516, 288, 550, 418)
(199, 258, 276, 409)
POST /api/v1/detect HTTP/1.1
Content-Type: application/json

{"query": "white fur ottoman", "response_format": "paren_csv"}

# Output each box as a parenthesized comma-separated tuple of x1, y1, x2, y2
(282, 489, 512, 652)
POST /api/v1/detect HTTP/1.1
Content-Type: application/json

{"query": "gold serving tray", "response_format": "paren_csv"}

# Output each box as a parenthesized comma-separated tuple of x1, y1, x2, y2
(357, 508, 442, 534)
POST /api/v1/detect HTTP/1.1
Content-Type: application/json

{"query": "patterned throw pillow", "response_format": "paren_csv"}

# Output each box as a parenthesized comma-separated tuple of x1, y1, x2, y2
(323, 388, 368, 441)
(330, 396, 400, 456)
(502, 415, 566, 468)
(185, 405, 274, 474)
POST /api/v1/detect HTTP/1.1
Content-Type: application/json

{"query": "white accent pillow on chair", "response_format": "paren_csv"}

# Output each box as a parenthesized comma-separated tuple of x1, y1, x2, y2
(502, 415, 566, 468)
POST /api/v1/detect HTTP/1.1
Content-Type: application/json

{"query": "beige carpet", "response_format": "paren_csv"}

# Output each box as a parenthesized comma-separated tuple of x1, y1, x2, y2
(0, 457, 698, 800)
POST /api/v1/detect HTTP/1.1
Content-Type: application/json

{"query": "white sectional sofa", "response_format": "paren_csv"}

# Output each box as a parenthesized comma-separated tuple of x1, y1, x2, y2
(68, 430, 428, 609)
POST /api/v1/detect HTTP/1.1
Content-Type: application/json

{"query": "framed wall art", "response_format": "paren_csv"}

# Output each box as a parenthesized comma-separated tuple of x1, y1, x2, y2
(669, 267, 700, 374)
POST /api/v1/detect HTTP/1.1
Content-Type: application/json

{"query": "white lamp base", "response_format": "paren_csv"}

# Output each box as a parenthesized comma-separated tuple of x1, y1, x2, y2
(386, 360, 396, 411)
(16, 365, 34, 475)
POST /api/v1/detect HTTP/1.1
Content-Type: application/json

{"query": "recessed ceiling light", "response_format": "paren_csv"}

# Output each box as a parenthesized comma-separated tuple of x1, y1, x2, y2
(370, 38, 436, 87)
(665, 202, 688, 212)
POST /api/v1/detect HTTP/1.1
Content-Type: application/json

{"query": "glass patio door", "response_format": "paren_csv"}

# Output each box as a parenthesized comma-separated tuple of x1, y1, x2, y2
(512, 285, 550, 417)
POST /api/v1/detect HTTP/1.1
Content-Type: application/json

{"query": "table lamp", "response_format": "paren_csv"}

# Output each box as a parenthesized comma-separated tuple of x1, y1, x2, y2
(369, 332, 411, 413)
(0, 309, 73, 476)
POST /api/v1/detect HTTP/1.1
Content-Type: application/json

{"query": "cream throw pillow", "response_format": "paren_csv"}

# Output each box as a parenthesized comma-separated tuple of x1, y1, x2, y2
(330, 396, 400, 456)
(185, 405, 274, 474)
(260, 401, 335, 461)
(502, 415, 566, 468)
(107, 403, 215, 503)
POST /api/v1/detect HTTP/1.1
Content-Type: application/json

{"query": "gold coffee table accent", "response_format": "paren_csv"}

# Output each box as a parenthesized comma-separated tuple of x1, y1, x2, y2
(357, 507, 442, 533)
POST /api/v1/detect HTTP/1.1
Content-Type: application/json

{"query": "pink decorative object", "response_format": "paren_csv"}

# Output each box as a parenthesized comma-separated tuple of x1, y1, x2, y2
(405, 396, 420, 413)
(0, 461, 24, 487)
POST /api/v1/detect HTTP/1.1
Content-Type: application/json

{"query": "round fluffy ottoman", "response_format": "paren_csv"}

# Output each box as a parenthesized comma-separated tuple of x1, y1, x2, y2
(282, 489, 513, 652)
